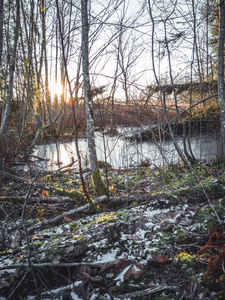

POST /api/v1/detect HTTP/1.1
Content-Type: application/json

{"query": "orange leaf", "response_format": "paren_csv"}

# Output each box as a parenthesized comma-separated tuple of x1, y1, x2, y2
(41, 190, 48, 197)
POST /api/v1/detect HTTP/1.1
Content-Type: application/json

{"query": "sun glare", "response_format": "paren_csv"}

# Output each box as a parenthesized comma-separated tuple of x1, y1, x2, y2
(50, 82, 63, 97)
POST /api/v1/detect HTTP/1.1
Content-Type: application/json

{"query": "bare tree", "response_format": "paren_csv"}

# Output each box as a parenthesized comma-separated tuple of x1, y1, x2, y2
(218, 0, 225, 161)
(0, 0, 3, 67)
(40, 0, 52, 124)
(81, 0, 107, 196)
(15, 0, 35, 156)
(0, 0, 20, 145)
(55, 0, 92, 204)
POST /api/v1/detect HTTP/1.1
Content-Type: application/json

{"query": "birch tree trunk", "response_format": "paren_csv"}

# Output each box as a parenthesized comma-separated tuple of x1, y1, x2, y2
(218, 0, 225, 161)
(0, 0, 20, 144)
(0, 0, 3, 67)
(81, 0, 107, 196)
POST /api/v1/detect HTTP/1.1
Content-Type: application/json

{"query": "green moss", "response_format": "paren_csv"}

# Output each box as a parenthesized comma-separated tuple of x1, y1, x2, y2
(196, 177, 225, 196)
(54, 187, 87, 205)
(70, 222, 78, 230)
(116, 210, 130, 221)
(111, 286, 118, 292)
(174, 186, 194, 197)
(92, 168, 108, 196)
(33, 241, 43, 247)
(196, 204, 224, 229)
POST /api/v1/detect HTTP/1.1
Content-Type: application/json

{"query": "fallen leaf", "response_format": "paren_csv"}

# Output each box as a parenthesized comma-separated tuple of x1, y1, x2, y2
(41, 190, 48, 197)
(148, 254, 169, 265)
(123, 263, 144, 280)
(113, 260, 144, 282)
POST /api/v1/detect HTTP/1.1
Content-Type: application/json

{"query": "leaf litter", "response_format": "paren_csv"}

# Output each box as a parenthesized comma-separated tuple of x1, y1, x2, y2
(1, 165, 225, 299)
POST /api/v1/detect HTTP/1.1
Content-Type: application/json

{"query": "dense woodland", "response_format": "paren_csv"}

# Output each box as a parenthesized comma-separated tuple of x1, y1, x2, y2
(1, 0, 225, 299)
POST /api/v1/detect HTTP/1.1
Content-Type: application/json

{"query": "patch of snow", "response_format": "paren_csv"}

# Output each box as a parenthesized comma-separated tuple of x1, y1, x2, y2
(64, 224, 70, 230)
(90, 238, 108, 247)
(210, 291, 217, 296)
(0, 257, 14, 268)
(142, 208, 162, 217)
(74, 280, 83, 286)
(39, 251, 46, 260)
(90, 293, 99, 300)
(135, 228, 148, 239)
(55, 225, 65, 234)
(121, 233, 128, 240)
(70, 291, 83, 300)
(189, 210, 196, 217)
(0, 268, 16, 275)
(119, 252, 136, 262)
(92, 249, 117, 263)
(40, 282, 78, 297)
(131, 264, 141, 272)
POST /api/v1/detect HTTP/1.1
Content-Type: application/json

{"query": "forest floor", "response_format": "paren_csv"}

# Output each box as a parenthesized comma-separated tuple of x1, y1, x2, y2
(1, 161, 225, 299)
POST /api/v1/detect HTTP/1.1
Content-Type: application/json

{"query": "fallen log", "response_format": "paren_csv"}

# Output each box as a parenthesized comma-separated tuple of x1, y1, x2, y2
(0, 261, 102, 269)
(26, 195, 108, 233)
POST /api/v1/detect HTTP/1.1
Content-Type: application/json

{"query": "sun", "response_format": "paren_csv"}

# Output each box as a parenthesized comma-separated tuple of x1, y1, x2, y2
(50, 82, 63, 98)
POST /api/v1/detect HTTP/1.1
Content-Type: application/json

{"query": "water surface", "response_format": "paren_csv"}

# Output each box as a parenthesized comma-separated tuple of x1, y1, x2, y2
(33, 132, 219, 170)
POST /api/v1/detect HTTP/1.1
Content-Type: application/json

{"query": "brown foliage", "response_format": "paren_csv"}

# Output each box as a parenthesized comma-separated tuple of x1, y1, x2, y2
(198, 231, 225, 282)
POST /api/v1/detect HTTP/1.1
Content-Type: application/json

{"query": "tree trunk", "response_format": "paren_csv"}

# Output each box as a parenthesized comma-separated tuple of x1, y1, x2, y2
(218, 0, 225, 161)
(0, 0, 20, 143)
(15, 0, 34, 156)
(81, 0, 107, 196)
(55, 0, 92, 204)
(40, 0, 51, 124)
(0, 0, 4, 67)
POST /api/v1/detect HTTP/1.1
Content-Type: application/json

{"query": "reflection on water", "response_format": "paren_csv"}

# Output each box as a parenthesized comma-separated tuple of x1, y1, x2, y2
(33, 133, 219, 170)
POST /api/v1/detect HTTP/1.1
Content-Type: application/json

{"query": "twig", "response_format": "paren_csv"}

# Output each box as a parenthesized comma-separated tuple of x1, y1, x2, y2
(7, 270, 29, 300)
(116, 284, 177, 299)
(170, 94, 218, 122)
(21, 170, 42, 297)
(187, 165, 222, 223)
(30, 106, 62, 150)
(0, 158, 76, 191)
(35, 157, 77, 173)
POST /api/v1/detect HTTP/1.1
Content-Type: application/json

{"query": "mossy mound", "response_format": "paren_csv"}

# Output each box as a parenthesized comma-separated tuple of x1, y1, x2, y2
(54, 187, 87, 205)
(92, 168, 108, 196)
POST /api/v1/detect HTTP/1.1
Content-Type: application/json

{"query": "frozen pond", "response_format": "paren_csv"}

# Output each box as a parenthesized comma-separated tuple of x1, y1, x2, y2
(32, 132, 219, 170)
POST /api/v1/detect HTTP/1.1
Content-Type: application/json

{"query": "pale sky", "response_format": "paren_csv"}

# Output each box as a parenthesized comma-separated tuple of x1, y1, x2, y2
(49, 0, 209, 101)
